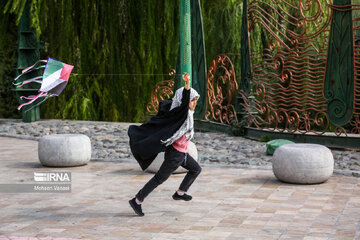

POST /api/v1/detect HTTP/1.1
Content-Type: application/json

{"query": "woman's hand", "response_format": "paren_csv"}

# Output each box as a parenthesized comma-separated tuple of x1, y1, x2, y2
(183, 72, 190, 90)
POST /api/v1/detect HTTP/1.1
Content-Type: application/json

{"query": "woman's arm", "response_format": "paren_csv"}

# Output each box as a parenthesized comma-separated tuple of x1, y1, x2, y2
(180, 73, 191, 108)
(183, 72, 190, 90)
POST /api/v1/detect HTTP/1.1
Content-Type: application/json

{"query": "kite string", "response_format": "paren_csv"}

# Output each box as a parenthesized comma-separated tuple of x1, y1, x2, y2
(71, 73, 183, 76)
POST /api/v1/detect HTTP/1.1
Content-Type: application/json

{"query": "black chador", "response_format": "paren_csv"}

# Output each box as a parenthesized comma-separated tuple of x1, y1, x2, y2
(128, 88, 190, 170)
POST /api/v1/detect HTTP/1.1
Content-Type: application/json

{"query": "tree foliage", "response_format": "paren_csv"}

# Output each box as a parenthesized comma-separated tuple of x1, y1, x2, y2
(1, 0, 244, 122)
(0, 0, 21, 118)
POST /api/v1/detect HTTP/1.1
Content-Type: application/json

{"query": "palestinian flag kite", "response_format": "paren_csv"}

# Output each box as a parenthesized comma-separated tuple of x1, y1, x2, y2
(14, 57, 74, 111)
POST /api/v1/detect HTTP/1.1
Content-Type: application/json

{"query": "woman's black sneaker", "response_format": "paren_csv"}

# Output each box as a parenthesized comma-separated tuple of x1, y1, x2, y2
(129, 198, 144, 216)
(172, 192, 192, 201)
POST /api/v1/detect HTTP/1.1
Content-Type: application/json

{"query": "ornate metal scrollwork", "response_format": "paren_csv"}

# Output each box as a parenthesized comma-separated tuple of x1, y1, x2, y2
(146, 70, 175, 115)
(240, 0, 339, 135)
(240, 86, 330, 134)
(351, 8, 360, 135)
(350, 115, 360, 134)
(205, 54, 238, 124)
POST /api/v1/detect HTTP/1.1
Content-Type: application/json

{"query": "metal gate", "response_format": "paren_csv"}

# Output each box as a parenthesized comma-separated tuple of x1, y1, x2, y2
(240, 0, 360, 136)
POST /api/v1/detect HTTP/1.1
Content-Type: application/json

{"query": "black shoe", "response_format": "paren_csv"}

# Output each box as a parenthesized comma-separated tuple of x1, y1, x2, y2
(172, 191, 192, 201)
(129, 198, 144, 216)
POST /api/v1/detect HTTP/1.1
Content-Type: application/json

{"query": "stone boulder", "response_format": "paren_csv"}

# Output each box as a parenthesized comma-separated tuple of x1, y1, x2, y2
(38, 134, 91, 167)
(272, 144, 334, 184)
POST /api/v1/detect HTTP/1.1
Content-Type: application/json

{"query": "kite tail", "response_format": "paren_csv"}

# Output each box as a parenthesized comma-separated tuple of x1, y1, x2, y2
(22, 94, 52, 113)
(14, 60, 47, 82)
(14, 76, 43, 88)
(17, 92, 47, 110)
(21, 60, 47, 74)
(20, 94, 42, 100)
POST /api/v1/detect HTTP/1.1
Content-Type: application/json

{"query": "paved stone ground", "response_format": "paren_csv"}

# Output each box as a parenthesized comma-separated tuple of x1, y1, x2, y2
(0, 136, 360, 239)
(0, 119, 359, 177)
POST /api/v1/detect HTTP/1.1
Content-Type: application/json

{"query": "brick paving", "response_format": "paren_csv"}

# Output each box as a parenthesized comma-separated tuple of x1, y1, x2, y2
(0, 137, 359, 240)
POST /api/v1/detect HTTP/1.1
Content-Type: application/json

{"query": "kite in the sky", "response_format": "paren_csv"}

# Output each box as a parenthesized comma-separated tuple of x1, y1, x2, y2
(14, 57, 73, 111)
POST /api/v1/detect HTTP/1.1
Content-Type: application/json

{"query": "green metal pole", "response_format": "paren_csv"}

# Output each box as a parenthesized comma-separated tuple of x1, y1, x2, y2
(190, 0, 207, 119)
(175, 0, 207, 119)
(179, 0, 192, 87)
(240, 0, 251, 94)
(237, 0, 252, 120)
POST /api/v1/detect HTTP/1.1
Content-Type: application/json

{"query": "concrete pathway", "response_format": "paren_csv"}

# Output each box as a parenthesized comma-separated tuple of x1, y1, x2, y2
(0, 137, 359, 240)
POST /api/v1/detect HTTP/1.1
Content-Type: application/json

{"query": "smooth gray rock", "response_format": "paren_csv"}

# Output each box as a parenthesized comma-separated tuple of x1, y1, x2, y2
(38, 134, 91, 167)
(145, 141, 198, 174)
(272, 144, 334, 184)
